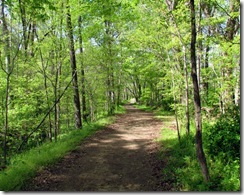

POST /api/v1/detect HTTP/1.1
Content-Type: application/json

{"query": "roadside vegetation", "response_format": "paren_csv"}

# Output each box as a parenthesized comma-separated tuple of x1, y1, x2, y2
(0, 106, 125, 191)
(137, 104, 240, 191)
(0, 0, 239, 191)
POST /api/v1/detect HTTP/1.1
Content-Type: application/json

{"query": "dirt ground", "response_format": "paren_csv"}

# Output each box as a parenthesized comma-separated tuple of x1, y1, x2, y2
(22, 105, 167, 192)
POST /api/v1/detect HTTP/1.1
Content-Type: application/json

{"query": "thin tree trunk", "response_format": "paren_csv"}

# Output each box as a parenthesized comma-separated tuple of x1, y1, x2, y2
(190, 0, 210, 182)
(78, 16, 87, 120)
(89, 98, 95, 122)
(174, 98, 180, 142)
(54, 15, 63, 139)
(18, 71, 77, 151)
(54, 57, 62, 141)
(234, 61, 240, 105)
(105, 20, 115, 115)
(183, 46, 190, 135)
(30, 21, 36, 57)
(197, 0, 202, 89)
(54, 71, 61, 138)
(203, 43, 210, 99)
(66, 0, 82, 129)
(136, 76, 142, 102)
(1, 0, 12, 166)
(117, 77, 121, 107)
(3, 74, 10, 166)
(18, 0, 28, 55)
(39, 49, 53, 141)
(172, 74, 181, 141)
(167, 10, 190, 135)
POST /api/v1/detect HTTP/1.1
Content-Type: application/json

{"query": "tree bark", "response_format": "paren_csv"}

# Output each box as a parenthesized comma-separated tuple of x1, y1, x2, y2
(39, 48, 53, 141)
(190, 0, 210, 182)
(1, 0, 12, 166)
(183, 46, 190, 135)
(18, 0, 28, 55)
(54, 15, 63, 140)
(166, 9, 190, 135)
(203, 42, 210, 99)
(172, 72, 181, 141)
(78, 16, 87, 121)
(197, 0, 202, 90)
(66, 0, 82, 129)
(105, 19, 115, 115)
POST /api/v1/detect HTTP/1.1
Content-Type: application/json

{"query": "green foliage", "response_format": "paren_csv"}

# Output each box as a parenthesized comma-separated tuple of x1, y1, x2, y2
(156, 109, 240, 191)
(207, 158, 240, 191)
(204, 105, 240, 161)
(0, 116, 114, 191)
(158, 123, 197, 190)
(202, 106, 240, 191)
(0, 0, 240, 191)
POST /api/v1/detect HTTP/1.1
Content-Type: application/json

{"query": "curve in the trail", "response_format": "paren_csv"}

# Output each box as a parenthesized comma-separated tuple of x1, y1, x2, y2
(23, 105, 165, 191)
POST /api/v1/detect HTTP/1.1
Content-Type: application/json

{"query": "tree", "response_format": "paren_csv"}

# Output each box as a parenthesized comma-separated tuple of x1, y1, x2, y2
(78, 15, 87, 121)
(0, 0, 240, 181)
(66, 0, 82, 129)
(164, 1, 191, 135)
(1, 0, 12, 166)
(190, 0, 210, 182)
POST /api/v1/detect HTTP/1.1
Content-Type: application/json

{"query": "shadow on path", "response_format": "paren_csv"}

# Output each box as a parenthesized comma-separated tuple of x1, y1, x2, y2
(23, 105, 165, 192)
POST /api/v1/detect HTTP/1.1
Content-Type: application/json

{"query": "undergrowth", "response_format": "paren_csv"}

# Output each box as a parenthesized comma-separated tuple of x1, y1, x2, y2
(138, 104, 240, 191)
(0, 112, 120, 191)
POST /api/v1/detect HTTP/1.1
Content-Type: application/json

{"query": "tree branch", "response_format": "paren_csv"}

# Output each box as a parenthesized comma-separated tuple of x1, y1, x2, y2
(18, 71, 77, 151)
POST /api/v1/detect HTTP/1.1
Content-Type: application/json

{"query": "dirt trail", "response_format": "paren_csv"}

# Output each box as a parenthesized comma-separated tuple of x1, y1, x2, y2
(23, 105, 166, 191)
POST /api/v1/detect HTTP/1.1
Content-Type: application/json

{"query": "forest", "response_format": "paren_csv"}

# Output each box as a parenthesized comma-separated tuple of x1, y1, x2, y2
(0, 0, 240, 191)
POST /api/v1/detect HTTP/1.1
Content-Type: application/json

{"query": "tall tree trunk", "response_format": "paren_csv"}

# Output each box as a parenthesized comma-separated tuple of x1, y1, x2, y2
(203, 42, 210, 100)
(172, 72, 181, 141)
(183, 46, 190, 135)
(117, 77, 121, 107)
(78, 16, 87, 120)
(39, 49, 53, 141)
(66, 0, 82, 129)
(1, 0, 12, 166)
(54, 14, 63, 139)
(3, 74, 10, 166)
(54, 62, 61, 139)
(54, 49, 62, 141)
(29, 21, 36, 57)
(167, 10, 190, 135)
(190, 0, 210, 182)
(234, 61, 240, 105)
(105, 19, 115, 115)
(18, 0, 28, 55)
(136, 76, 142, 102)
(197, 0, 202, 89)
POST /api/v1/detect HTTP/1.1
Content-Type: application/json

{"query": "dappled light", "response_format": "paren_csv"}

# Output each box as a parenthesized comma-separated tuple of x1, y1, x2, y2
(0, 0, 240, 192)
(22, 105, 164, 191)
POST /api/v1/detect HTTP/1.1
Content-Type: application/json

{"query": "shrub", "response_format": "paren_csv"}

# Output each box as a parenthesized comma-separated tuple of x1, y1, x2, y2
(203, 105, 240, 191)
(204, 105, 240, 161)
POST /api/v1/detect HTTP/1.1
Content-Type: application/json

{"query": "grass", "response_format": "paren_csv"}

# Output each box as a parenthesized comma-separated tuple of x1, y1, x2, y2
(0, 112, 119, 191)
(149, 108, 212, 191)
(1, 104, 239, 191)
(137, 104, 240, 191)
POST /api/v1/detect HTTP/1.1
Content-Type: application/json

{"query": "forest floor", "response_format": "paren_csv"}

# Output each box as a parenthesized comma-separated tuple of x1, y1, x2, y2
(22, 104, 171, 192)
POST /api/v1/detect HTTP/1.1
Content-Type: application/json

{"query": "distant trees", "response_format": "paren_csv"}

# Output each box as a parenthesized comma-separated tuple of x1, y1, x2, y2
(0, 0, 240, 183)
